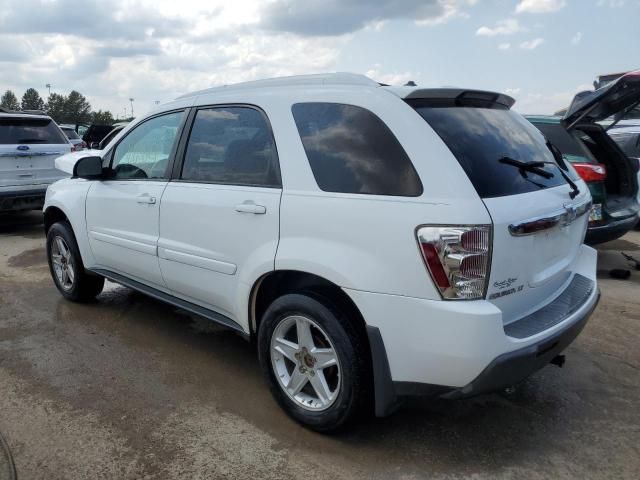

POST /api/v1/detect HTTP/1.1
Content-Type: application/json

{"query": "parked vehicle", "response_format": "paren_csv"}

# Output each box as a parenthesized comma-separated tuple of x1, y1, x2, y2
(1, 110, 71, 212)
(82, 124, 116, 150)
(59, 124, 87, 151)
(608, 125, 640, 227)
(526, 72, 640, 244)
(44, 73, 599, 431)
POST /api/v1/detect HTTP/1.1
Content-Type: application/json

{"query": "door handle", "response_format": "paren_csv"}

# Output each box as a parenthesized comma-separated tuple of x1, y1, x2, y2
(136, 194, 156, 204)
(235, 201, 266, 214)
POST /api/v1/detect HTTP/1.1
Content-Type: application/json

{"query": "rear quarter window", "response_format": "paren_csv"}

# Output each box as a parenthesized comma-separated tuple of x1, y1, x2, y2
(0, 117, 68, 145)
(291, 102, 423, 196)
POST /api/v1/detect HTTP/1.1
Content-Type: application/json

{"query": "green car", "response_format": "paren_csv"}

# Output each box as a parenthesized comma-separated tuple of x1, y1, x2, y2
(526, 90, 640, 244)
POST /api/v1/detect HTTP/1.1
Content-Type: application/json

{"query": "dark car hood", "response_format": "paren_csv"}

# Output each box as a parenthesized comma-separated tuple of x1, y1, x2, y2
(563, 70, 640, 129)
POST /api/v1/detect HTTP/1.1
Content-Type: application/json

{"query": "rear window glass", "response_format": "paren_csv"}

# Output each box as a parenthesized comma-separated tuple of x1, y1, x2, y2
(62, 128, 80, 140)
(291, 103, 423, 196)
(0, 117, 68, 145)
(610, 132, 640, 157)
(413, 106, 568, 198)
(530, 122, 595, 161)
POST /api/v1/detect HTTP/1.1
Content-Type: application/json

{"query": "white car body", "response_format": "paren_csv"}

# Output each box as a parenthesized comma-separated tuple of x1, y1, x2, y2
(44, 73, 599, 415)
(1, 112, 71, 212)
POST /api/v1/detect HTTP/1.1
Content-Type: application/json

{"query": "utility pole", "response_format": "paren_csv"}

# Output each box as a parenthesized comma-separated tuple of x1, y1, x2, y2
(129, 98, 134, 118)
(45, 83, 51, 96)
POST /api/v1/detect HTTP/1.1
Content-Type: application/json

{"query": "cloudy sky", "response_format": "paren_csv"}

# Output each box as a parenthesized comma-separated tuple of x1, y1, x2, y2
(0, 0, 637, 118)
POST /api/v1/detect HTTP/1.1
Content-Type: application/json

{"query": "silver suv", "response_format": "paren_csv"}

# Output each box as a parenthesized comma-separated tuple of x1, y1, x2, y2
(0, 110, 71, 212)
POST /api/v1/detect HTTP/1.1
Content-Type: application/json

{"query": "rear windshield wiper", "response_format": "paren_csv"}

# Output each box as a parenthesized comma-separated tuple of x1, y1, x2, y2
(498, 157, 554, 179)
(499, 156, 580, 199)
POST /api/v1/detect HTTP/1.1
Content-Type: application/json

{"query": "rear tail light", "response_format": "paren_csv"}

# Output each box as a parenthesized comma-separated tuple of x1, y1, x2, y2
(416, 226, 492, 300)
(572, 162, 606, 182)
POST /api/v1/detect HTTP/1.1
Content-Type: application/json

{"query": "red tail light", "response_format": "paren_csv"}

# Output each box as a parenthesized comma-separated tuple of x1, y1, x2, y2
(417, 226, 492, 300)
(572, 162, 606, 182)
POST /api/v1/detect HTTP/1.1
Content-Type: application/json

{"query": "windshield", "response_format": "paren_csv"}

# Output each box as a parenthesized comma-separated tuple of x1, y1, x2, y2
(413, 106, 570, 198)
(0, 117, 68, 145)
(62, 128, 80, 140)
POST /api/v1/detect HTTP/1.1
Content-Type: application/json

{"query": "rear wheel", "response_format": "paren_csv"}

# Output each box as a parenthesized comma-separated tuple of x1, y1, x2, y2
(46, 222, 104, 302)
(258, 293, 368, 432)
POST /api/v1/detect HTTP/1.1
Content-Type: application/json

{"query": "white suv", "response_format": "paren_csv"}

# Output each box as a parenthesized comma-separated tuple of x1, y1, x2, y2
(1, 110, 70, 212)
(44, 73, 600, 431)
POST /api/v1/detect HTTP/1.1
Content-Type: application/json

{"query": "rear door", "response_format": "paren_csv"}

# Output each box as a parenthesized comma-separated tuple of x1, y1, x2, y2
(413, 102, 591, 323)
(158, 106, 281, 321)
(0, 115, 70, 188)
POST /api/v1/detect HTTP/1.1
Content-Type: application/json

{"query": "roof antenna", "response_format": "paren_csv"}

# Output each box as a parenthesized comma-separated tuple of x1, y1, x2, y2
(404, 81, 417, 87)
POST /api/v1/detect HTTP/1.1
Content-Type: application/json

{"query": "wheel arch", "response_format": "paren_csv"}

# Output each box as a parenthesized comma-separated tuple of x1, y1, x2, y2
(43, 205, 69, 233)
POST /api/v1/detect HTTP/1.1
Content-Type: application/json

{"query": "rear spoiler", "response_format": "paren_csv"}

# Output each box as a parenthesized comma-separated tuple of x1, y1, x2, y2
(403, 88, 515, 110)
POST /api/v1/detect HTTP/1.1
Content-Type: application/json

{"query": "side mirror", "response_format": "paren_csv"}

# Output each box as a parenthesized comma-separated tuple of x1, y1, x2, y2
(73, 156, 104, 179)
(90, 142, 100, 149)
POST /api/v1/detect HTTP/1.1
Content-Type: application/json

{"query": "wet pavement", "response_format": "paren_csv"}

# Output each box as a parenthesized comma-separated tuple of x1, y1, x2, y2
(0, 211, 639, 479)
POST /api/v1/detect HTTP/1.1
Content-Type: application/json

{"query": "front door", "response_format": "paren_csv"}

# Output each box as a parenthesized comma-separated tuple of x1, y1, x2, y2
(158, 106, 282, 323)
(86, 110, 185, 288)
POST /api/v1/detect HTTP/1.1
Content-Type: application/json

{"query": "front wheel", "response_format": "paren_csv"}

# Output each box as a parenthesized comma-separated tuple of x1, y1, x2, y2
(257, 293, 368, 432)
(46, 221, 104, 302)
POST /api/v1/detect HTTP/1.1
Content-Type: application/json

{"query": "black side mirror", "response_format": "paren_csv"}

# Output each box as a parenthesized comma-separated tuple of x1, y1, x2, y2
(73, 156, 104, 179)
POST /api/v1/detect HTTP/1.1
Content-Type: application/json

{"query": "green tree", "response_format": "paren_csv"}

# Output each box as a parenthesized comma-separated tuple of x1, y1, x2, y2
(1, 90, 20, 111)
(65, 90, 92, 124)
(91, 110, 115, 125)
(45, 93, 67, 123)
(21, 88, 45, 111)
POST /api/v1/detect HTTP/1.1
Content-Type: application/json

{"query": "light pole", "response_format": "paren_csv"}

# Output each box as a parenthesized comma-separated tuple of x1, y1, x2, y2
(129, 98, 134, 118)
(45, 83, 51, 96)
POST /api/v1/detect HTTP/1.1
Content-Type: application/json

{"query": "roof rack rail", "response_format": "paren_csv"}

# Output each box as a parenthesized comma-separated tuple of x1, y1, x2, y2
(0, 107, 48, 116)
(177, 72, 379, 99)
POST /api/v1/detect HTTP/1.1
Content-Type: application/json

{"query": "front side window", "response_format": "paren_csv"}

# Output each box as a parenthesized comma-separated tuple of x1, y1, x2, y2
(291, 103, 423, 196)
(181, 107, 280, 187)
(111, 111, 184, 180)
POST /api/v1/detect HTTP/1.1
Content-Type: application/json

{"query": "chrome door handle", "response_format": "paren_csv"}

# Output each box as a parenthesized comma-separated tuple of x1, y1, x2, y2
(235, 202, 266, 214)
(136, 194, 156, 204)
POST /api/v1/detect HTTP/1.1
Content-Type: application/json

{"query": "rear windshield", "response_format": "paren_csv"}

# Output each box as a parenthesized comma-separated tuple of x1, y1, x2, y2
(0, 117, 68, 145)
(62, 128, 80, 140)
(530, 122, 595, 162)
(413, 106, 569, 198)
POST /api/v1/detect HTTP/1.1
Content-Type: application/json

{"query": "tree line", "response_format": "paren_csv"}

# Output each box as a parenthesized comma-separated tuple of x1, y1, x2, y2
(0, 88, 116, 125)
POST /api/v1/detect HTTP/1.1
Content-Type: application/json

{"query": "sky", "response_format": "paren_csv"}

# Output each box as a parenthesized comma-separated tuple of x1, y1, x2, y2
(0, 0, 638, 119)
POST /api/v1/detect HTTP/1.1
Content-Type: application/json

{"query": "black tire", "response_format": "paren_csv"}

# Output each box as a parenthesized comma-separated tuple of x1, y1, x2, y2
(257, 293, 368, 432)
(46, 221, 104, 302)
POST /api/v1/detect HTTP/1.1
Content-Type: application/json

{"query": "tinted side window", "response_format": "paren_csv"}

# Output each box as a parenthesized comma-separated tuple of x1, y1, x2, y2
(181, 107, 280, 188)
(111, 111, 184, 180)
(291, 103, 422, 196)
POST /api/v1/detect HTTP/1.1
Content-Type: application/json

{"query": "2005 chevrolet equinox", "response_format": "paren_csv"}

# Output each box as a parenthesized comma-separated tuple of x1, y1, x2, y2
(44, 73, 600, 431)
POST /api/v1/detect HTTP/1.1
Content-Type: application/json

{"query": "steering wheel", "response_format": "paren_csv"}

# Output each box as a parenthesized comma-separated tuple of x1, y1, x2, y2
(113, 163, 148, 179)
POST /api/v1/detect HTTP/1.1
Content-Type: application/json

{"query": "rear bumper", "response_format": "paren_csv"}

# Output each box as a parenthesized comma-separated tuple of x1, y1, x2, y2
(0, 186, 48, 212)
(443, 289, 599, 399)
(586, 214, 639, 244)
(348, 244, 599, 416)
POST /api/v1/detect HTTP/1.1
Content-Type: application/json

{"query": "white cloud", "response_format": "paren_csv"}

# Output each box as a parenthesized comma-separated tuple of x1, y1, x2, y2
(365, 64, 416, 85)
(512, 84, 594, 114)
(476, 18, 522, 36)
(597, 0, 626, 6)
(505, 87, 521, 95)
(515, 0, 567, 14)
(519, 37, 544, 49)
(498, 42, 511, 50)
(571, 32, 583, 45)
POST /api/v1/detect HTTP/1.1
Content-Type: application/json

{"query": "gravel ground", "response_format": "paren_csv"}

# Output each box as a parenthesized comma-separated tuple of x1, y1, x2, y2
(0, 211, 639, 480)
